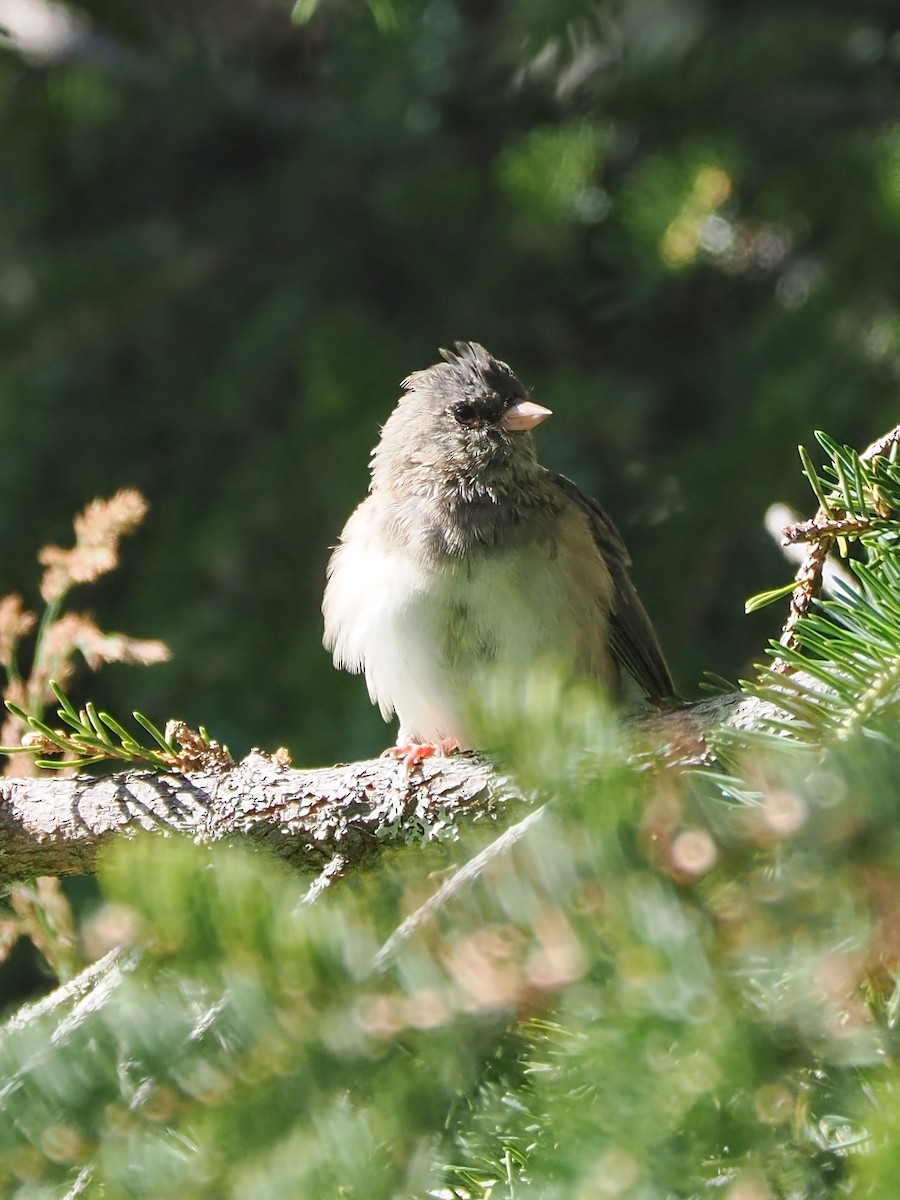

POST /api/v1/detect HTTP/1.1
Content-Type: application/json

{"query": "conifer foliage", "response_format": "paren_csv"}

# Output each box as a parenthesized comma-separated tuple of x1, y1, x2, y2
(3, 428, 900, 1197)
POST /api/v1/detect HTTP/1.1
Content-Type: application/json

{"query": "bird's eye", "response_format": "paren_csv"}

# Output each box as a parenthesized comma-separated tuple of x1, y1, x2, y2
(453, 402, 480, 426)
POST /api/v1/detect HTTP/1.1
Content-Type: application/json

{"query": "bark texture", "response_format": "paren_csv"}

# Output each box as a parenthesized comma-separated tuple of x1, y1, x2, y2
(0, 692, 763, 888)
(0, 751, 524, 885)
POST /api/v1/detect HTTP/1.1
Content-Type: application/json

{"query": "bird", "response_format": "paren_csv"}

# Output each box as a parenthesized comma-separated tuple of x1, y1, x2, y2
(323, 341, 675, 764)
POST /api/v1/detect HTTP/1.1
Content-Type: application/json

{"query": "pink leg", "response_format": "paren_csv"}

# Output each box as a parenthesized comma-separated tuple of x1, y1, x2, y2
(382, 737, 460, 772)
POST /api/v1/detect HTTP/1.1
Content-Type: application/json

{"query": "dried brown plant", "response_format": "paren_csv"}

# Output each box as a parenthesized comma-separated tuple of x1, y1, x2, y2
(0, 594, 36, 669)
(38, 488, 148, 604)
(1, 489, 169, 777)
(0, 490, 170, 981)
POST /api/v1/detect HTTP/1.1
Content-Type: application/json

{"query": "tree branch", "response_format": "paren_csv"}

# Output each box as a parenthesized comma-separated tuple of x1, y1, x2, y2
(0, 692, 772, 1044)
(0, 693, 771, 888)
(0, 751, 526, 885)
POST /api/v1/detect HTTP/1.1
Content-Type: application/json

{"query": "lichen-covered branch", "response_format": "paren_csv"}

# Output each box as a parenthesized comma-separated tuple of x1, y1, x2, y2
(0, 751, 524, 886)
(0, 694, 767, 888)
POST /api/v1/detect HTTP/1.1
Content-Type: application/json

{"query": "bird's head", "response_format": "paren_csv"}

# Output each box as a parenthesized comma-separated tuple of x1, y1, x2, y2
(371, 342, 552, 494)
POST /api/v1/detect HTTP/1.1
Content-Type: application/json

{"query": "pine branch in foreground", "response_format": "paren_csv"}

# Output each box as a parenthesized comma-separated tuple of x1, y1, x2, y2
(4, 427, 900, 1196)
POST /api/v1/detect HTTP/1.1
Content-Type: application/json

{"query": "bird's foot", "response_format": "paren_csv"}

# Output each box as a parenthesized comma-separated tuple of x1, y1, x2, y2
(382, 737, 460, 773)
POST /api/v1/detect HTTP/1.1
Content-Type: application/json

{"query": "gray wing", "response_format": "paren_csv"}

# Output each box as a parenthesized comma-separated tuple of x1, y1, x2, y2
(551, 473, 676, 703)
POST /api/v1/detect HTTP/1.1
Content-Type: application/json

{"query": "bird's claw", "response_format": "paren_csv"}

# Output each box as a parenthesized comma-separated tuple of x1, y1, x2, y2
(382, 737, 460, 773)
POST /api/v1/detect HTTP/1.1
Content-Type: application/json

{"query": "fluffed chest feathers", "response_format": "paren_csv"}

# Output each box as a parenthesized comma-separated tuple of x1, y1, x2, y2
(323, 494, 618, 744)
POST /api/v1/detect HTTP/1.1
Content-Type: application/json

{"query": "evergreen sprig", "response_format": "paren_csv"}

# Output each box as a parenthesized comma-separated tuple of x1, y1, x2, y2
(747, 427, 900, 617)
(1, 680, 233, 772)
(746, 426, 900, 741)
(757, 559, 900, 741)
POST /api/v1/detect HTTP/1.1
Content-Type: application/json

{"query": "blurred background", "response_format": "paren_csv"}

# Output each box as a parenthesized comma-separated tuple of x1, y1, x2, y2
(2, 0, 899, 767)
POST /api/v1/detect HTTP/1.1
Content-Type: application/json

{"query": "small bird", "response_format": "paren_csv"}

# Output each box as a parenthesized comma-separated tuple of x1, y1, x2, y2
(323, 342, 675, 762)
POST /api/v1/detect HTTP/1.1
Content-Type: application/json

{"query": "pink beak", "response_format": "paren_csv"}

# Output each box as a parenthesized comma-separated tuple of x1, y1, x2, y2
(500, 399, 553, 432)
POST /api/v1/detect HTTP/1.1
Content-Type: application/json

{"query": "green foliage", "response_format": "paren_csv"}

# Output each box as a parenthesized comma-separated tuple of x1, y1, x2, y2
(3, 0, 900, 763)
(7, 415, 900, 1195)
(497, 120, 612, 225)
(761, 558, 900, 738)
(3, 680, 176, 770)
(749, 426, 900, 741)
(2, 711, 899, 1195)
(3, 679, 230, 771)
(6, 2, 900, 1194)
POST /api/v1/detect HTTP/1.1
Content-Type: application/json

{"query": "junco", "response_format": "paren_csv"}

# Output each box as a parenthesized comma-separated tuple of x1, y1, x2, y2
(323, 342, 675, 762)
